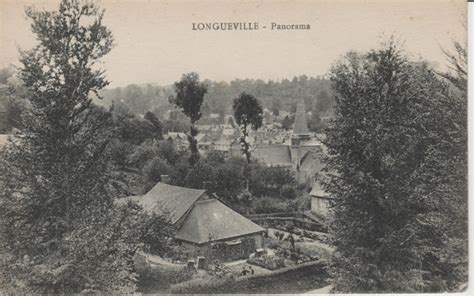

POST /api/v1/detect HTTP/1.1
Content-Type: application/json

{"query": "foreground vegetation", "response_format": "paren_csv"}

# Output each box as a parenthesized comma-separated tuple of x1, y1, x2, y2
(324, 39, 467, 292)
(0, 1, 171, 293)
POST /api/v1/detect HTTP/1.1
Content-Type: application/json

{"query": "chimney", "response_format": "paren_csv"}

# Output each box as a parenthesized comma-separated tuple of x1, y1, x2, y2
(160, 175, 170, 184)
(202, 181, 212, 192)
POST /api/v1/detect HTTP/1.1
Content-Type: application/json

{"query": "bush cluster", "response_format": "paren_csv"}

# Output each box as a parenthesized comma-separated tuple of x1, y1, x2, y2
(247, 255, 285, 271)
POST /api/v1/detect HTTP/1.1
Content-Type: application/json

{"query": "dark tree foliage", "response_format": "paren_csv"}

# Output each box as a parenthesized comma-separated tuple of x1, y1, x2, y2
(182, 152, 247, 203)
(281, 115, 293, 130)
(324, 39, 467, 293)
(169, 72, 208, 165)
(115, 115, 158, 145)
(0, 1, 170, 293)
(249, 164, 296, 198)
(144, 111, 163, 140)
(156, 139, 186, 166)
(162, 117, 190, 134)
(161, 150, 295, 210)
(232, 92, 263, 163)
(271, 98, 281, 116)
(142, 156, 172, 188)
(0, 81, 28, 133)
(307, 111, 325, 133)
(4, 97, 27, 131)
(315, 89, 334, 114)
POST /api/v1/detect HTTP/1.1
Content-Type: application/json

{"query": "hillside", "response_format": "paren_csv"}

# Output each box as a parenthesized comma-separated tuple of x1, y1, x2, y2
(98, 76, 336, 119)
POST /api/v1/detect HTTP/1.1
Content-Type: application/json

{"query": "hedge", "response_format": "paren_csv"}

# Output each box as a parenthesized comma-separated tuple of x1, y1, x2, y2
(135, 253, 193, 293)
(252, 216, 327, 232)
(245, 212, 296, 219)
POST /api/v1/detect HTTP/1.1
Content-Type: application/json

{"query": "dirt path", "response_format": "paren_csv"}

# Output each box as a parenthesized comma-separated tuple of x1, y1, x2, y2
(305, 284, 333, 294)
(140, 252, 184, 267)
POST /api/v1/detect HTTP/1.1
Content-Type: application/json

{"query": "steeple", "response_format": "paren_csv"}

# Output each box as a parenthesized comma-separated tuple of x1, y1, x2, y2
(292, 98, 310, 137)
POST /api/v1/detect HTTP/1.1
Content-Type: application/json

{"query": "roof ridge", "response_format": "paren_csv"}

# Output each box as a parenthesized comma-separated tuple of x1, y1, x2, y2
(157, 182, 206, 192)
(196, 198, 216, 204)
(174, 198, 265, 244)
(193, 200, 211, 244)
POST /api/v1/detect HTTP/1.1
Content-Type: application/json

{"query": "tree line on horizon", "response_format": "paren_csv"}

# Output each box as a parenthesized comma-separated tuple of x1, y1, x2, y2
(97, 75, 336, 120)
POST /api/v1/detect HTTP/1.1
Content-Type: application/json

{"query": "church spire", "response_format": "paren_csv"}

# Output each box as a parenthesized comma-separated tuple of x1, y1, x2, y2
(292, 97, 310, 136)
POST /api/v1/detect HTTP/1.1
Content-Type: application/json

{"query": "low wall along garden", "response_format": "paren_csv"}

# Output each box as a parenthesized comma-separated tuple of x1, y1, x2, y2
(169, 260, 329, 294)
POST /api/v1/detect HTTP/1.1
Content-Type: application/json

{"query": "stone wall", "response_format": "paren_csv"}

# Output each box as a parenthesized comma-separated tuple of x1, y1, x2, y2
(169, 260, 329, 294)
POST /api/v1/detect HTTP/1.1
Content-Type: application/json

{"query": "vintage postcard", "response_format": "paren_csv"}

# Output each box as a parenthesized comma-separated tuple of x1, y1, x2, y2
(0, 0, 468, 294)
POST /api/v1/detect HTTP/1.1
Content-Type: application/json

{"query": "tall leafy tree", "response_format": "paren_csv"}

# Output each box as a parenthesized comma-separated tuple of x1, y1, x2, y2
(0, 0, 155, 293)
(144, 111, 163, 140)
(169, 72, 207, 165)
(439, 21, 467, 93)
(232, 92, 263, 163)
(430, 33, 468, 291)
(324, 40, 467, 293)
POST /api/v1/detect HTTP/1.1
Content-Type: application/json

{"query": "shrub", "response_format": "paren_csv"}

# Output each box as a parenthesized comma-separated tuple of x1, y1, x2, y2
(267, 241, 280, 249)
(142, 156, 172, 184)
(253, 197, 282, 213)
(208, 261, 233, 278)
(247, 255, 285, 270)
(128, 142, 160, 169)
(273, 231, 285, 241)
(275, 246, 317, 264)
(280, 185, 297, 199)
(253, 197, 287, 214)
(164, 245, 191, 263)
(135, 256, 193, 293)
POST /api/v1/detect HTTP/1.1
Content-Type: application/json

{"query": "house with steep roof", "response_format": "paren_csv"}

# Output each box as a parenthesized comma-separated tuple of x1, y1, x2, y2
(124, 181, 266, 261)
(252, 144, 292, 167)
(212, 138, 234, 153)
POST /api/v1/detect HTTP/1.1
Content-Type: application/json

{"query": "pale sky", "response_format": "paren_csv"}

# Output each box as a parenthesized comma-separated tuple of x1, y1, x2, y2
(0, 0, 466, 87)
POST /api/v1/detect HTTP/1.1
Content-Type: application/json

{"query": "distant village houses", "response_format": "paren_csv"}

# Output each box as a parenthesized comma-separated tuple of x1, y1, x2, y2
(163, 132, 188, 150)
(250, 98, 324, 185)
(164, 98, 325, 186)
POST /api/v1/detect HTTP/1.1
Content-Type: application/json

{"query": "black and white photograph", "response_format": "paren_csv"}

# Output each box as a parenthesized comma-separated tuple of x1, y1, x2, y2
(0, 0, 469, 294)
